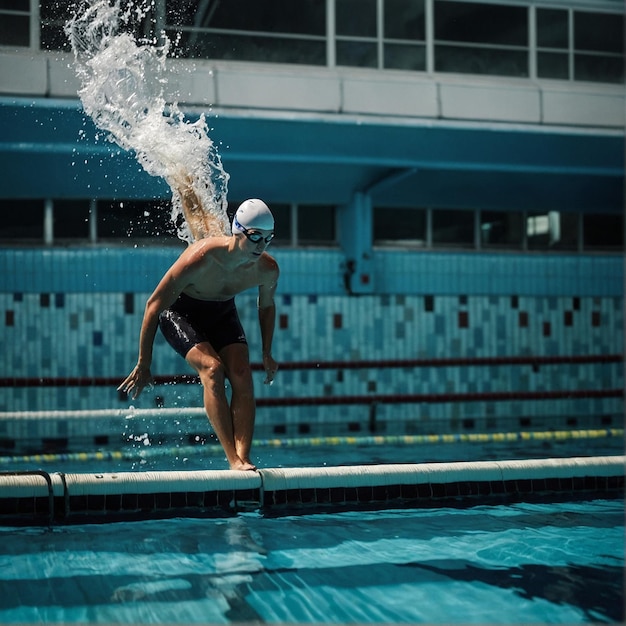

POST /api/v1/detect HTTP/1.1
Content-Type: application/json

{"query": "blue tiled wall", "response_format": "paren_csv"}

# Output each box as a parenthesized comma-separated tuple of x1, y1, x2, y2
(0, 247, 623, 437)
(1, 248, 623, 296)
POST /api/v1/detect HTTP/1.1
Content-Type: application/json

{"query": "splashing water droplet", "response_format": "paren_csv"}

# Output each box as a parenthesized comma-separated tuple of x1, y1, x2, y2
(65, 0, 231, 243)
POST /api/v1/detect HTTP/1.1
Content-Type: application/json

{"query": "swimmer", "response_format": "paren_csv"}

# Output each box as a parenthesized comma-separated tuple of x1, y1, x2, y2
(118, 189, 279, 471)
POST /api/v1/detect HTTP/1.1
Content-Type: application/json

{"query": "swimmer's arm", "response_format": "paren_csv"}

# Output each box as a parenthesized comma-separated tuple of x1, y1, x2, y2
(119, 256, 201, 398)
(174, 174, 224, 240)
(136, 276, 180, 367)
(177, 176, 203, 217)
(138, 251, 208, 366)
(167, 170, 200, 213)
(258, 258, 279, 384)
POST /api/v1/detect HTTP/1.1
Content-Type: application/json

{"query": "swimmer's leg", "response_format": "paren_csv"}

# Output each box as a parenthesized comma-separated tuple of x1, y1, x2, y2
(220, 343, 256, 467)
(185, 341, 255, 471)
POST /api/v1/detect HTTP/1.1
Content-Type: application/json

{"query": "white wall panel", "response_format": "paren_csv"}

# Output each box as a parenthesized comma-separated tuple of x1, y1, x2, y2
(439, 77, 541, 123)
(167, 59, 216, 106)
(215, 64, 341, 113)
(47, 54, 80, 98)
(342, 74, 438, 117)
(0, 51, 623, 130)
(0, 52, 47, 95)
(542, 84, 625, 128)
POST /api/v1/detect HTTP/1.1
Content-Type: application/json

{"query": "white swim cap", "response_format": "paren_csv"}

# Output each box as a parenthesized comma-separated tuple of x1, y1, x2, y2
(232, 199, 274, 233)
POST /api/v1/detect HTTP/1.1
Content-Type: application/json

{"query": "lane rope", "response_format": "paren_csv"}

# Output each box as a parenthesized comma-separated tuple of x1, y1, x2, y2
(0, 428, 622, 466)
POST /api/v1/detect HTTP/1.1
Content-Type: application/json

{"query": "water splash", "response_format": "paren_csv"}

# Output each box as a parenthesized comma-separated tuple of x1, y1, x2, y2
(65, 0, 230, 242)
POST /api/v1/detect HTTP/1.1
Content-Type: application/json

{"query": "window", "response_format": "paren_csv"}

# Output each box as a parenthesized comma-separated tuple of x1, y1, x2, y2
(0, 200, 43, 241)
(432, 209, 474, 247)
(574, 11, 624, 83)
(53, 200, 92, 241)
(40, 1, 153, 52)
(169, 0, 325, 35)
(383, 0, 426, 71)
(28, 0, 625, 84)
(336, 0, 378, 68)
(384, 0, 425, 40)
(537, 8, 624, 83)
(166, 0, 326, 64)
(268, 203, 292, 246)
(40, 0, 72, 51)
(0, 199, 180, 244)
(298, 204, 337, 246)
(173, 32, 327, 64)
(98, 200, 179, 243)
(335, 0, 426, 71)
(535, 7, 624, 83)
(536, 8, 569, 80)
(434, 1, 528, 77)
(336, 0, 377, 38)
(527, 211, 579, 251)
(0, 0, 30, 47)
(374, 207, 426, 247)
(480, 211, 523, 249)
(583, 213, 624, 250)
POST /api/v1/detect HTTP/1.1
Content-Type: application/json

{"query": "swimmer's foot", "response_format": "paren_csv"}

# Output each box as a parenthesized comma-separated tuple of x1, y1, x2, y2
(229, 458, 257, 471)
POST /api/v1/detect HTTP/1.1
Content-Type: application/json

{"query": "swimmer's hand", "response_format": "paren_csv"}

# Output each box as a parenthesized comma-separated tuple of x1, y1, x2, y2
(263, 352, 278, 385)
(117, 364, 154, 399)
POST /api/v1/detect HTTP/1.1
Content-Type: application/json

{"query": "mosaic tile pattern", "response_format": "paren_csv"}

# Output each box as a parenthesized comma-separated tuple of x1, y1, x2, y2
(0, 287, 622, 437)
(1, 246, 623, 439)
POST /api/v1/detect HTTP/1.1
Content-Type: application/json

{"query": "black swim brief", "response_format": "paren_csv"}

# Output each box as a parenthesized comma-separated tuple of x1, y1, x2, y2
(158, 293, 247, 358)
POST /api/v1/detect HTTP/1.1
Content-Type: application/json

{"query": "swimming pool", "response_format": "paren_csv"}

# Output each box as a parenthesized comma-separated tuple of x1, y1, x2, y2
(0, 497, 622, 623)
(1, 424, 623, 622)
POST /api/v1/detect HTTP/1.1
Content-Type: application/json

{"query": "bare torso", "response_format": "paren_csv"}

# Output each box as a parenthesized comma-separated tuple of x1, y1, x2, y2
(170, 236, 276, 303)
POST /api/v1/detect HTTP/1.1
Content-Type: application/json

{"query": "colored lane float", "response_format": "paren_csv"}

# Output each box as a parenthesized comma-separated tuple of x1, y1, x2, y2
(0, 428, 622, 467)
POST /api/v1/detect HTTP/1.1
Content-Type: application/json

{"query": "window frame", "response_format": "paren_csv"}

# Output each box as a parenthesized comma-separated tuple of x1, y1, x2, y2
(6, 0, 622, 85)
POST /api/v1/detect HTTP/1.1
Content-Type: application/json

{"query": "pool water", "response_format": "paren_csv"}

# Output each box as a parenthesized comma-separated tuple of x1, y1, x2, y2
(0, 498, 622, 623)
(4, 432, 623, 473)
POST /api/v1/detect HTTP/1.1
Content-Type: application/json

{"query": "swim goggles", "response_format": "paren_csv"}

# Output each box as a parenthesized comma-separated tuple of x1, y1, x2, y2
(233, 216, 275, 244)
